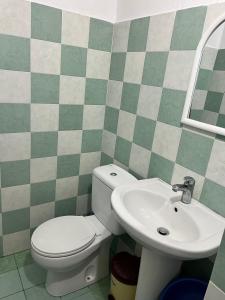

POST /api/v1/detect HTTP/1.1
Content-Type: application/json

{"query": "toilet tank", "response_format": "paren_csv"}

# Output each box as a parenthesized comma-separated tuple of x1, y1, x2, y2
(92, 164, 137, 235)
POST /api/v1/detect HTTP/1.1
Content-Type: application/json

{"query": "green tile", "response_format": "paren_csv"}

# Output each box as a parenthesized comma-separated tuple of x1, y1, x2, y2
(114, 136, 131, 166)
(61, 287, 90, 300)
(88, 18, 113, 52)
(171, 7, 207, 50)
(204, 91, 223, 113)
(200, 179, 225, 217)
(57, 155, 80, 178)
(121, 234, 136, 251)
(104, 107, 119, 134)
(109, 53, 126, 81)
(19, 263, 46, 289)
(25, 284, 60, 300)
(55, 197, 76, 217)
(82, 130, 102, 152)
(214, 49, 225, 71)
(31, 132, 58, 158)
(2, 208, 30, 234)
(133, 116, 156, 150)
(158, 89, 186, 127)
(195, 69, 212, 90)
(181, 258, 213, 281)
(0, 256, 16, 274)
(100, 152, 113, 165)
(85, 79, 108, 105)
(148, 153, 174, 183)
(0, 238, 3, 258)
(31, 180, 56, 206)
(0, 104, 30, 133)
(2, 291, 26, 300)
(31, 73, 59, 104)
(59, 105, 83, 130)
(128, 17, 150, 52)
(1, 160, 30, 187)
(31, 3, 62, 43)
(211, 231, 225, 292)
(217, 114, 225, 127)
(61, 45, 87, 77)
(121, 83, 140, 114)
(190, 109, 202, 122)
(0, 34, 30, 71)
(0, 270, 23, 298)
(176, 130, 213, 175)
(14, 250, 33, 268)
(89, 277, 110, 299)
(78, 175, 92, 195)
(142, 52, 168, 87)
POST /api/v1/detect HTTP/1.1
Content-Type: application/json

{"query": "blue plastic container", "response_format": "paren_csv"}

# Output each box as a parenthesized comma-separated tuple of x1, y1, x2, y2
(159, 278, 208, 300)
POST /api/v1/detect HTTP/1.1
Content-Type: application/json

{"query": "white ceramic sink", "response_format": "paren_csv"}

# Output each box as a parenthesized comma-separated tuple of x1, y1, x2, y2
(111, 178, 225, 300)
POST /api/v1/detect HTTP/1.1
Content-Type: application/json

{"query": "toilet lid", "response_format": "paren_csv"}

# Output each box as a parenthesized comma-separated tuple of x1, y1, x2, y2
(31, 216, 96, 257)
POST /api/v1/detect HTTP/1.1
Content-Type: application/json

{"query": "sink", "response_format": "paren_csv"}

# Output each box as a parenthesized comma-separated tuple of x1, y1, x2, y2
(111, 178, 225, 300)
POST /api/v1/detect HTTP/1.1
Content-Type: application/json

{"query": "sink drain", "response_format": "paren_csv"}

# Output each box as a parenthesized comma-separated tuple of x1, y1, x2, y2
(157, 227, 169, 236)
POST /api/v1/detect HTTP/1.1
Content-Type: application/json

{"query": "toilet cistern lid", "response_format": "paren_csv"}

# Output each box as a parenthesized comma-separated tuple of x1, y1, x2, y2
(31, 216, 96, 257)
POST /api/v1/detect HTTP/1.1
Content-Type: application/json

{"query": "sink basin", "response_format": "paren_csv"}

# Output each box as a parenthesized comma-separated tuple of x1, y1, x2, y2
(112, 178, 225, 260)
(111, 178, 225, 300)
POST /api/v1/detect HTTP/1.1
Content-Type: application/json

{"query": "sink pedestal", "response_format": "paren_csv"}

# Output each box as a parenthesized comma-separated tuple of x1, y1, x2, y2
(135, 248, 181, 300)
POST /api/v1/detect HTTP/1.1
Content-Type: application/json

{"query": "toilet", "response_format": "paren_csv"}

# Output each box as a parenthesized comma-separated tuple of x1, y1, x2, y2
(31, 164, 137, 296)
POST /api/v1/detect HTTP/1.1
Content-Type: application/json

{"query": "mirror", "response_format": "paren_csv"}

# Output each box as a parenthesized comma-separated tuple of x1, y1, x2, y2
(182, 14, 225, 136)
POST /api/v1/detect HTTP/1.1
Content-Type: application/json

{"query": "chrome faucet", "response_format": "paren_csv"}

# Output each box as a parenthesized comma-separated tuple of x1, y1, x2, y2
(172, 176, 195, 204)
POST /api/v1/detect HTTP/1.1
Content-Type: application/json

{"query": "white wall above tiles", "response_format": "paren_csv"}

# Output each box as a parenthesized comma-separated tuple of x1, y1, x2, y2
(26, 0, 118, 22)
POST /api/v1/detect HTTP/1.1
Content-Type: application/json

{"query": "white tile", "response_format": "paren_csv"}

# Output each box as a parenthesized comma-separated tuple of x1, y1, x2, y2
(31, 39, 61, 75)
(58, 131, 82, 155)
(30, 202, 54, 228)
(137, 85, 162, 120)
(124, 52, 145, 84)
(31, 104, 59, 132)
(30, 157, 57, 183)
(152, 122, 182, 161)
(0, 0, 30, 37)
(56, 176, 79, 201)
(83, 105, 105, 129)
(3, 230, 30, 256)
(200, 110, 218, 126)
(59, 76, 85, 104)
(171, 164, 205, 200)
(112, 21, 130, 52)
(204, 281, 225, 300)
(219, 94, 225, 114)
(0, 133, 30, 162)
(206, 139, 225, 187)
(86, 49, 111, 80)
(1, 185, 30, 212)
(76, 194, 91, 216)
(201, 47, 217, 70)
(117, 110, 136, 141)
(101, 130, 116, 157)
(62, 11, 90, 48)
(129, 143, 151, 178)
(0, 215, 2, 236)
(106, 80, 123, 109)
(191, 90, 207, 110)
(164, 51, 195, 91)
(203, 2, 225, 32)
(147, 12, 175, 51)
(80, 152, 101, 175)
(209, 71, 225, 93)
(0, 70, 30, 103)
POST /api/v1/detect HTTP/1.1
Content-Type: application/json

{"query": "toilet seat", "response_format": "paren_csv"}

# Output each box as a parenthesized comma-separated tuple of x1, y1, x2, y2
(31, 216, 96, 258)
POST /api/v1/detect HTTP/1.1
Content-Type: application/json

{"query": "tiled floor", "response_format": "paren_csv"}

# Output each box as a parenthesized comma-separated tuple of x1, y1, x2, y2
(0, 250, 110, 300)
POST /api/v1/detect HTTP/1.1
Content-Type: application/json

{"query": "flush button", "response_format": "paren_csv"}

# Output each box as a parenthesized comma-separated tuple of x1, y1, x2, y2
(110, 172, 117, 176)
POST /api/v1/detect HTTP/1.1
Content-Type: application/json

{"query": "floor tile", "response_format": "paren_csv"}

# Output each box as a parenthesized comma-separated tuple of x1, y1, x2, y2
(14, 250, 33, 268)
(0, 255, 16, 274)
(61, 287, 90, 300)
(1, 291, 26, 300)
(25, 284, 60, 300)
(19, 262, 46, 289)
(0, 270, 23, 298)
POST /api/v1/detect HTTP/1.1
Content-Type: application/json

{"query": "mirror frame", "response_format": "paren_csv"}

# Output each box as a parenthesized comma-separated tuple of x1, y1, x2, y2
(182, 13, 225, 136)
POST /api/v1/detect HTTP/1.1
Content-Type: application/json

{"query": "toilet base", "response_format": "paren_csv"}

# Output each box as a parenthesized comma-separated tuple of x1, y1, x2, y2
(46, 238, 112, 297)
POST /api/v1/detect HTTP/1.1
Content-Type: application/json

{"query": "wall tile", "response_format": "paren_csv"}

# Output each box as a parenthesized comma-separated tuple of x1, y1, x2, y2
(129, 143, 151, 178)
(31, 180, 56, 206)
(57, 131, 82, 155)
(30, 157, 57, 183)
(31, 3, 62, 43)
(78, 175, 92, 196)
(55, 197, 76, 217)
(127, 17, 150, 52)
(57, 155, 80, 179)
(31, 132, 58, 158)
(1, 185, 30, 212)
(101, 130, 116, 157)
(80, 152, 101, 175)
(148, 153, 174, 183)
(81, 130, 102, 152)
(117, 111, 136, 142)
(59, 76, 85, 105)
(121, 82, 140, 114)
(3, 230, 30, 256)
(104, 107, 119, 134)
(109, 53, 126, 81)
(55, 177, 78, 201)
(112, 21, 130, 52)
(2, 208, 30, 234)
(114, 137, 131, 166)
(83, 105, 105, 130)
(86, 49, 111, 80)
(31, 104, 59, 132)
(30, 202, 54, 228)
(106, 80, 123, 109)
(59, 105, 83, 130)
(62, 11, 90, 48)
(133, 116, 156, 150)
(124, 52, 145, 84)
(85, 79, 108, 105)
(1, 160, 30, 188)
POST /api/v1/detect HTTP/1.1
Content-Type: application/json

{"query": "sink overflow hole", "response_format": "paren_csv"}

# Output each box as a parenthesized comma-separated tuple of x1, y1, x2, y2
(157, 227, 170, 236)
(174, 207, 178, 212)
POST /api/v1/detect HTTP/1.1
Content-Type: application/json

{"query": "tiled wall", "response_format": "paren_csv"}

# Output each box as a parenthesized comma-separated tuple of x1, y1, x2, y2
(101, 3, 225, 293)
(0, 0, 113, 256)
(191, 46, 225, 126)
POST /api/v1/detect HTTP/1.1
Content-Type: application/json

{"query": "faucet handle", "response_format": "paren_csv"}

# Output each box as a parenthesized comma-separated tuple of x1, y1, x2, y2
(184, 176, 195, 186)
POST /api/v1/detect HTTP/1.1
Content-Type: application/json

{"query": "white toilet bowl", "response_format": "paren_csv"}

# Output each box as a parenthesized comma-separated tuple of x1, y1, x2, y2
(31, 215, 112, 296)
